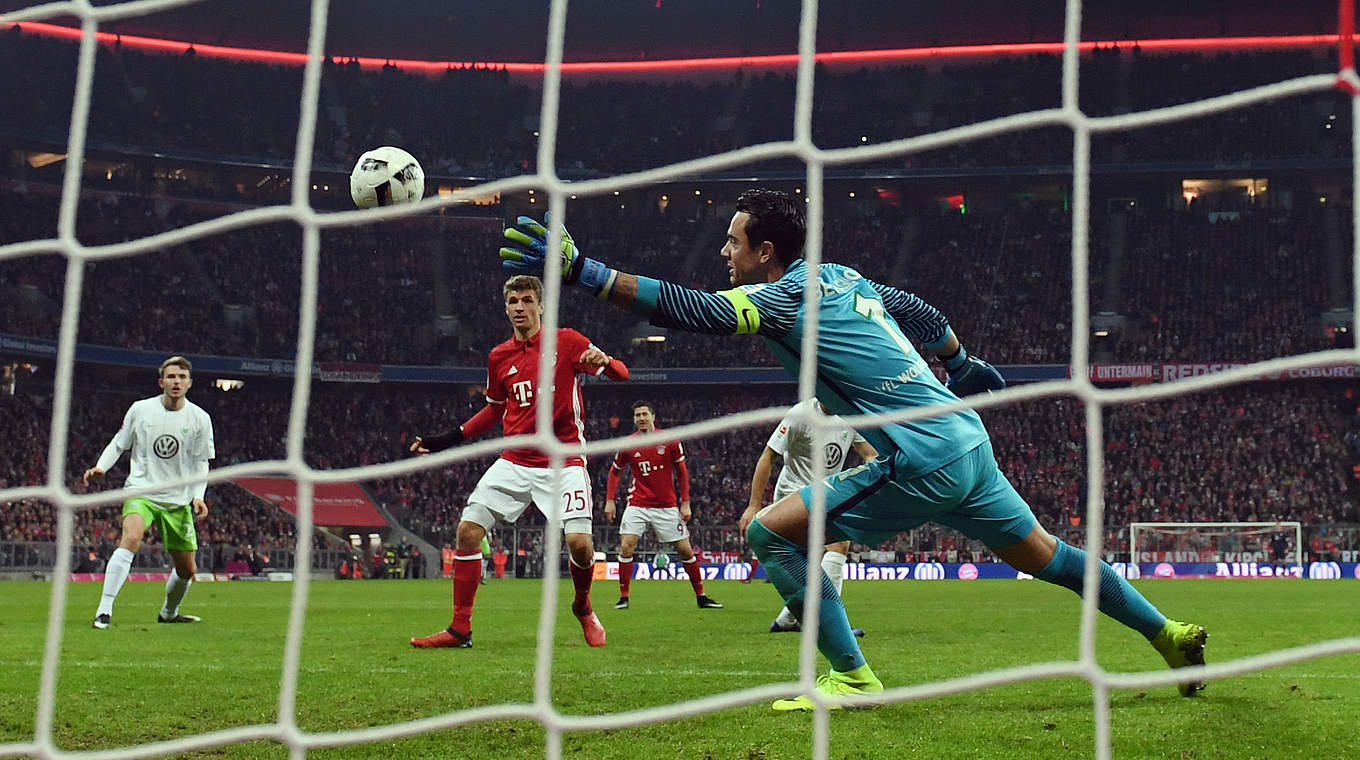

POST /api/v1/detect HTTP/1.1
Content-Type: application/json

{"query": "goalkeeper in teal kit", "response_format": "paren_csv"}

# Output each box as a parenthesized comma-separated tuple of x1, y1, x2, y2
(501, 189, 1207, 709)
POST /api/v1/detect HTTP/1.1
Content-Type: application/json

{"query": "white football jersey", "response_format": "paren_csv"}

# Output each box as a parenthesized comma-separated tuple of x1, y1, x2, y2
(95, 396, 215, 507)
(767, 399, 866, 501)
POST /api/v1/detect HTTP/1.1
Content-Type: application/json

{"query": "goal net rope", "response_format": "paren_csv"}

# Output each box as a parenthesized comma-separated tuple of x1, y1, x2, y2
(1, 0, 1359, 759)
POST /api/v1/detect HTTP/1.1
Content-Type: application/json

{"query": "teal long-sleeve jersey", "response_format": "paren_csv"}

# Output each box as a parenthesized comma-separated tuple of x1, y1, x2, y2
(632, 259, 989, 478)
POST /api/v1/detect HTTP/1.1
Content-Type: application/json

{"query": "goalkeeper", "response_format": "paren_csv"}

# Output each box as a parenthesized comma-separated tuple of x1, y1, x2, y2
(500, 190, 1208, 710)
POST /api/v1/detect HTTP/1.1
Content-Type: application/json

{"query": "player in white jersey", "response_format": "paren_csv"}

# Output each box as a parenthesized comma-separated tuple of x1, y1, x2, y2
(747, 399, 877, 634)
(83, 356, 215, 629)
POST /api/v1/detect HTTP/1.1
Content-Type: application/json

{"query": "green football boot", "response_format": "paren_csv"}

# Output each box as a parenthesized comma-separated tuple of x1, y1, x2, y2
(1152, 619, 1209, 697)
(772, 664, 884, 712)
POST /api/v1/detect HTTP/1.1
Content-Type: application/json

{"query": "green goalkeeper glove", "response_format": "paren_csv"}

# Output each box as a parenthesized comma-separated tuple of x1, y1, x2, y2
(499, 215, 616, 297)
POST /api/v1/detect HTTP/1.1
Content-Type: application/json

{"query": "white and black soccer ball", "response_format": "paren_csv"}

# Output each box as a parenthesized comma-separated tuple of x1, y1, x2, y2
(349, 146, 424, 208)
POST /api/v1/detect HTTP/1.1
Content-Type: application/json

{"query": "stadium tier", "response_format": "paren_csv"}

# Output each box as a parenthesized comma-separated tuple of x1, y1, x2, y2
(2, 4, 1359, 758)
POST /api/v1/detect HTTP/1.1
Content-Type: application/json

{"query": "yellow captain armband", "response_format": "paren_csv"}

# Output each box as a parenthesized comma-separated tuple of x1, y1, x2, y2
(718, 288, 762, 335)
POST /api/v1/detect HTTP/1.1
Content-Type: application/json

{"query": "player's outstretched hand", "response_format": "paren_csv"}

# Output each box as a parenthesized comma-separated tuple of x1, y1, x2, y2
(500, 215, 577, 277)
(499, 214, 616, 296)
(578, 346, 610, 368)
(947, 355, 1005, 396)
(738, 505, 762, 536)
(409, 428, 463, 455)
(81, 467, 104, 485)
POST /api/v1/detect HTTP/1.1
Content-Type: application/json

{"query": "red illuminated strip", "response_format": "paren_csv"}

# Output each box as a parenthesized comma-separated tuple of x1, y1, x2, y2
(8, 20, 1344, 73)
(1339, 0, 1357, 93)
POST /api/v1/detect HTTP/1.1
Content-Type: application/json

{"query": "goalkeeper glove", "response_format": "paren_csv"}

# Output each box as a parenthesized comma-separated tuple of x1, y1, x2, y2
(416, 427, 464, 454)
(498, 215, 616, 297)
(943, 346, 1005, 397)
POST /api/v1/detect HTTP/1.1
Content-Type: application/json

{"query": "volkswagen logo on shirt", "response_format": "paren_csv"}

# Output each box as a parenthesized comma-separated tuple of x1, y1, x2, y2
(153, 434, 180, 459)
(822, 443, 844, 469)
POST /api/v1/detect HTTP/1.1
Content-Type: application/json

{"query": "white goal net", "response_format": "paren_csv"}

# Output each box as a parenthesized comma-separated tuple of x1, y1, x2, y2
(1130, 521, 1303, 569)
(2, 0, 1360, 759)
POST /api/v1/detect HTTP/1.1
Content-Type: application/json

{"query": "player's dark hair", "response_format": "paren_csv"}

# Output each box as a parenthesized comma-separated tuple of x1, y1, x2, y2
(632, 400, 655, 414)
(735, 189, 805, 267)
(503, 274, 543, 302)
(159, 355, 192, 378)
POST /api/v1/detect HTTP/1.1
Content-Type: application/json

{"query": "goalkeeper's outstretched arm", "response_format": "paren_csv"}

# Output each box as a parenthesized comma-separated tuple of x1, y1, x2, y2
(497, 214, 1002, 393)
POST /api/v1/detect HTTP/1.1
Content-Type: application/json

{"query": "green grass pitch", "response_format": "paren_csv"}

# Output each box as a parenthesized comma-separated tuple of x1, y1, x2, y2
(1, 577, 1356, 759)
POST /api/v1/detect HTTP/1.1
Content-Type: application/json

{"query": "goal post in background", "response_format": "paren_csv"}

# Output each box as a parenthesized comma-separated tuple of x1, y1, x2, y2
(1130, 521, 1303, 569)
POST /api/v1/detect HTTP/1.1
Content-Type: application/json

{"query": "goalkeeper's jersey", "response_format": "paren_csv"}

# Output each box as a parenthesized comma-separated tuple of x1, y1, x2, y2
(94, 396, 215, 506)
(646, 259, 988, 478)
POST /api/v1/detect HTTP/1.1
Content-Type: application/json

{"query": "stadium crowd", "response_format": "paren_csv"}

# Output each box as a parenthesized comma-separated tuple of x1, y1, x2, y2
(2, 34, 1356, 571)
(0, 32, 1347, 175)
(1, 186, 1341, 369)
(3, 368, 1358, 568)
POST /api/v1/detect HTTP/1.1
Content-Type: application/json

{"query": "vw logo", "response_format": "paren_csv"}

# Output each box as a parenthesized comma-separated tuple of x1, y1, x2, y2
(822, 443, 844, 469)
(153, 434, 180, 459)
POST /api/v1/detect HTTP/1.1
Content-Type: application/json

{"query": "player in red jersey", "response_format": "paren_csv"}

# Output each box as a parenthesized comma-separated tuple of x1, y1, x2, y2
(409, 274, 628, 649)
(605, 401, 723, 611)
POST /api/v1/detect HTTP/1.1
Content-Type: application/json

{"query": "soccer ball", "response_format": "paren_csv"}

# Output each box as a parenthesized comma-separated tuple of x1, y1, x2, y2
(349, 146, 424, 208)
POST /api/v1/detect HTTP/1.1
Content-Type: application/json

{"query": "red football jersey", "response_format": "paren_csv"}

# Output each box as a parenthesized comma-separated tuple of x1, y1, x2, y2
(611, 431, 687, 508)
(484, 328, 602, 468)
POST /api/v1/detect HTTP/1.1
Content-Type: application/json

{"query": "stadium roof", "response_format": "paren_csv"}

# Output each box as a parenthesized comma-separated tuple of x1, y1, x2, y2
(0, 0, 1341, 64)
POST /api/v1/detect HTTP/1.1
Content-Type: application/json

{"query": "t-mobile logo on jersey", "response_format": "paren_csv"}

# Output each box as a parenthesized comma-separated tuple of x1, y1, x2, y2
(510, 379, 534, 407)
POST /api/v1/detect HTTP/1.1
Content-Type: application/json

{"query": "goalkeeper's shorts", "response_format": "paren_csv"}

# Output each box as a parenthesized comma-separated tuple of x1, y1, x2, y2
(800, 440, 1036, 550)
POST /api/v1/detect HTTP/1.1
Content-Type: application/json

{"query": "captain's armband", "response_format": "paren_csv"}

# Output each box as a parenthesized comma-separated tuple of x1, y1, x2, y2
(718, 288, 762, 335)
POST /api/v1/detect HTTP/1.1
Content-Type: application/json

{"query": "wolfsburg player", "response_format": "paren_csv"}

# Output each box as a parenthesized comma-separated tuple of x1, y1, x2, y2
(749, 398, 876, 635)
(500, 192, 1208, 709)
(605, 400, 722, 611)
(83, 356, 214, 629)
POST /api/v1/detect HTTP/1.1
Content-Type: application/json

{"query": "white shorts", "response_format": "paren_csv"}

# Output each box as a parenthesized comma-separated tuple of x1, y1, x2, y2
(463, 459, 593, 535)
(619, 505, 690, 544)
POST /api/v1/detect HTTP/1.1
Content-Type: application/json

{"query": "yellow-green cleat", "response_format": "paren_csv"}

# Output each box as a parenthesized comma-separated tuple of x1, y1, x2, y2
(772, 664, 884, 712)
(1152, 619, 1208, 697)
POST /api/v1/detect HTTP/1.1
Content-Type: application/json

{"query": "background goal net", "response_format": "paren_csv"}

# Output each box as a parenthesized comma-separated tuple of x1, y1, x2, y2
(1130, 521, 1303, 568)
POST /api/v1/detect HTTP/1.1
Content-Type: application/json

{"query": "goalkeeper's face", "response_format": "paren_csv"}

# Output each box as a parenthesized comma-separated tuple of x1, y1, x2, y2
(722, 212, 771, 286)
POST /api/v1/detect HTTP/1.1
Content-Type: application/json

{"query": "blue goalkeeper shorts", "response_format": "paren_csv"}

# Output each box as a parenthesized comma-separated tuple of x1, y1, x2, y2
(799, 440, 1036, 549)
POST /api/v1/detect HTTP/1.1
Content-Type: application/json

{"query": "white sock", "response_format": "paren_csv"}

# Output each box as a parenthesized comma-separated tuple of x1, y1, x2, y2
(97, 547, 134, 617)
(161, 568, 192, 619)
(822, 550, 847, 597)
(775, 606, 799, 628)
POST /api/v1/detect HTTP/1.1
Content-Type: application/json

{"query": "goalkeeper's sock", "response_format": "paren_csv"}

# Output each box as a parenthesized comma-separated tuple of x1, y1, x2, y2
(822, 549, 847, 596)
(618, 556, 634, 599)
(568, 555, 595, 617)
(160, 568, 192, 619)
(450, 553, 483, 635)
(681, 557, 705, 597)
(747, 519, 864, 672)
(1036, 538, 1166, 640)
(97, 547, 134, 617)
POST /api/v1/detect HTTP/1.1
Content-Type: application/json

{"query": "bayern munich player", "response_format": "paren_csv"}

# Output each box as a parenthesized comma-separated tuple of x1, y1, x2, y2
(604, 401, 722, 611)
(409, 274, 628, 649)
